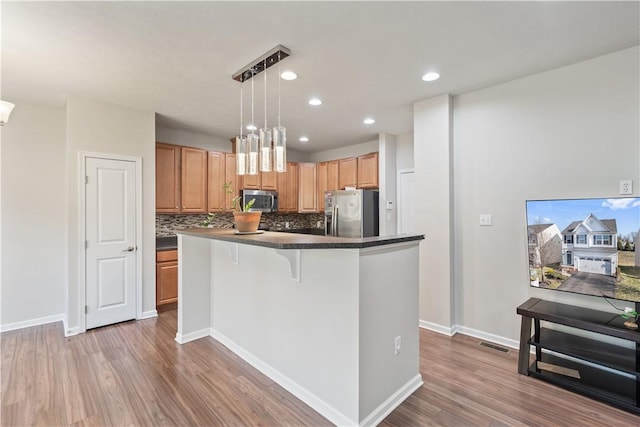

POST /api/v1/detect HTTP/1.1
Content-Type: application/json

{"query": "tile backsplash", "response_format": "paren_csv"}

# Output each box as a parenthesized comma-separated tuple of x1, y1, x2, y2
(156, 212, 325, 237)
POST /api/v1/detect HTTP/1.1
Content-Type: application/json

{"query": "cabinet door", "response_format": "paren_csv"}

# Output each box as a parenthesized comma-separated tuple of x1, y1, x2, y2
(326, 160, 339, 192)
(289, 162, 299, 213)
(317, 162, 327, 212)
(240, 172, 260, 190)
(207, 151, 225, 211)
(338, 157, 357, 190)
(156, 143, 180, 213)
(299, 163, 317, 213)
(181, 147, 207, 213)
(156, 258, 178, 307)
(357, 152, 379, 189)
(225, 153, 238, 209)
(277, 168, 290, 212)
(261, 170, 277, 191)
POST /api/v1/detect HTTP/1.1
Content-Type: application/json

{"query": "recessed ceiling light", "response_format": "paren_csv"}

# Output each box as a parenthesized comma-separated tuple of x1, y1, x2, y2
(363, 118, 375, 125)
(246, 124, 257, 131)
(422, 72, 440, 82)
(280, 71, 298, 80)
(299, 136, 309, 142)
(308, 98, 322, 106)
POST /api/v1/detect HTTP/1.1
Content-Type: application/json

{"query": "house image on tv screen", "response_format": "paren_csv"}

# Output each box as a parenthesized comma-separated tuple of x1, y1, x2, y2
(561, 213, 617, 276)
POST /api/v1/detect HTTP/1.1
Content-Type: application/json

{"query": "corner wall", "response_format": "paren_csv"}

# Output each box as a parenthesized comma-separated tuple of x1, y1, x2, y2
(453, 46, 639, 342)
(413, 46, 639, 344)
(1, 103, 67, 329)
(66, 97, 156, 333)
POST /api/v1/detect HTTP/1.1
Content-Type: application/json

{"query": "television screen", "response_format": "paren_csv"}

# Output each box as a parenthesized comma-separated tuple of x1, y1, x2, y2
(526, 197, 640, 303)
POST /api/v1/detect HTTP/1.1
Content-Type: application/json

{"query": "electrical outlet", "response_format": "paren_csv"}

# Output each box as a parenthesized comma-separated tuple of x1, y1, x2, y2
(620, 180, 633, 195)
(285, 221, 290, 229)
(317, 221, 322, 228)
(479, 214, 492, 226)
(394, 336, 401, 355)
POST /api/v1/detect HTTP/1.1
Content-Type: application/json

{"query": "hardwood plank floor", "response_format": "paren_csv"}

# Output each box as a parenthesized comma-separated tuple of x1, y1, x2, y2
(2, 310, 639, 426)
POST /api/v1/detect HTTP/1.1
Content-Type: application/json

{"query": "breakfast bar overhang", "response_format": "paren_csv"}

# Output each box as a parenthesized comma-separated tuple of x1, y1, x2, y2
(175, 228, 424, 426)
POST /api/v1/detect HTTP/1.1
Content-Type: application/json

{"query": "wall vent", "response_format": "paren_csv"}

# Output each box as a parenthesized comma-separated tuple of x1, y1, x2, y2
(479, 341, 510, 353)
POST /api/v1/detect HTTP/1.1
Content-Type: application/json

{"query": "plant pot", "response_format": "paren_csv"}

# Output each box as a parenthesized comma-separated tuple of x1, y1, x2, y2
(233, 211, 262, 233)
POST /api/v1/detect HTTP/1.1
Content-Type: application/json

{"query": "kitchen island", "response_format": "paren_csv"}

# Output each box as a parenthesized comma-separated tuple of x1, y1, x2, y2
(175, 228, 424, 426)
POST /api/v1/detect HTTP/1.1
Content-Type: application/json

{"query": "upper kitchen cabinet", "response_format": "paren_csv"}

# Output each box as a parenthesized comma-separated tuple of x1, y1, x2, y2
(225, 153, 238, 209)
(156, 142, 181, 213)
(277, 162, 299, 213)
(240, 171, 260, 190)
(317, 162, 327, 212)
(207, 151, 226, 212)
(326, 160, 339, 191)
(261, 170, 277, 191)
(338, 157, 357, 190)
(357, 152, 379, 189)
(180, 146, 207, 213)
(298, 163, 317, 213)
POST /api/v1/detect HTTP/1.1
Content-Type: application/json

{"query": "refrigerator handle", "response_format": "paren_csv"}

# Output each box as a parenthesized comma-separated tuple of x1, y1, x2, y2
(333, 205, 339, 236)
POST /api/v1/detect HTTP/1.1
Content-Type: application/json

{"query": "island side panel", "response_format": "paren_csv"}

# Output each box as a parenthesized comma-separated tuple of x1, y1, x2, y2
(210, 241, 361, 425)
(358, 242, 422, 423)
(176, 234, 212, 343)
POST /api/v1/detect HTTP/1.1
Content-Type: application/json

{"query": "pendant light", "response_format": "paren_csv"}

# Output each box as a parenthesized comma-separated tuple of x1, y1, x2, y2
(236, 83, 247, 175)
(232, 45, 290, 174)
(247, 71, 259, 176)
(259, 63, 272, 172)
(273, 51, 287, 173)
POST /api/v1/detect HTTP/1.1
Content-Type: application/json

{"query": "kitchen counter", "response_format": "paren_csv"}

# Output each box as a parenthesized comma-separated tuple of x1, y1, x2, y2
(175, 228, 424, 426)
(177, 227, 423, 249)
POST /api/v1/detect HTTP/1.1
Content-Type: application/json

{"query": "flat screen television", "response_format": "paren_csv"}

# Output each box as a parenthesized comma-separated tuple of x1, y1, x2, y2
(526, 197, 640, 303)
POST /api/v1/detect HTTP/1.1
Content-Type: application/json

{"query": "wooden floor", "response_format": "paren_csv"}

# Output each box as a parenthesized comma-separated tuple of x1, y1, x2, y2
(2, 310, 639, 427)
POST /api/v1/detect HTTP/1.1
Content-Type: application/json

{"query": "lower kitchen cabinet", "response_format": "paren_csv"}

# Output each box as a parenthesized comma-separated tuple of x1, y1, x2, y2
(156, 250, 178, 310)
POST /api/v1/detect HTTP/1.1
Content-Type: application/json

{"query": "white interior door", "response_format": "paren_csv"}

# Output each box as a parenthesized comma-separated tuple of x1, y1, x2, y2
(397, 170, 416, 234)
(85, 157, 137, 329)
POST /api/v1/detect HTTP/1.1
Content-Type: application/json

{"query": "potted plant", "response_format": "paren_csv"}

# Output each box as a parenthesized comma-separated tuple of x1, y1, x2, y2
(225, 182, 261, 233)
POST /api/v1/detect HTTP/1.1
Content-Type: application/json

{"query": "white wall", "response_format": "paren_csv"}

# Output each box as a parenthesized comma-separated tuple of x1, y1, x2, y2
(414, 95, 455, 331)
(156, 126, 232, 152)
(1, 103, 67, 329)
(378, 133, 397, 236)
(396, 133, 414, 170)
(413, 46, 639, 344)
(66, 96, 156, 333)
(308, 140, 378, 163)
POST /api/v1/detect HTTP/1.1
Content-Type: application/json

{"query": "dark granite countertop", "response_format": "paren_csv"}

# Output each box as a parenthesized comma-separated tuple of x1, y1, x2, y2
(175, 228, 424, 249)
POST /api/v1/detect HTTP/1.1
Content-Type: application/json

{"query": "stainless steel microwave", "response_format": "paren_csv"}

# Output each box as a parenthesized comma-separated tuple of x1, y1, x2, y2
(240, 189, 278, 213)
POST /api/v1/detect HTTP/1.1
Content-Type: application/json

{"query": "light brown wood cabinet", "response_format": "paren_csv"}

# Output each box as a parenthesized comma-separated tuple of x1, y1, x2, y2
(240, 172, 260, 190)
(156, 142, 208, 213)
(338, 157, 358, 190)
(180, 147, 207, 213)
(277, 162, 299, 213)
(156, 250, 178, 309)
(261, 170, 278, 191)
(156, 143, 181, 213)
(298, 163, 317, 213)
(357, 152, 379, 189)
(327, 160, 339, 191)
(207, 151, 225, 211)
(225, 153, 238, 208)
(317, 162, 328, 212)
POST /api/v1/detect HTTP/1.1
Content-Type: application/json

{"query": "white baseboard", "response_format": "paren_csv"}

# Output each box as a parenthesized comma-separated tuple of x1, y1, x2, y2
(454, 325, 519, 350)
(419, 319, 456, 336)
(140, 310, 158, 319)
(175, 327, 210, 344)
(210, 328, 356, 427)
(359, 374, 423, 427)
(419, 319, 519, 350)
(0, 313, 65, 333)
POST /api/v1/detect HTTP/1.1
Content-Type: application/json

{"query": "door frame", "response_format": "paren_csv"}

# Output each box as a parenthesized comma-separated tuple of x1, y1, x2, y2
(396, 168, 415, 234)
(77, 151, 143, 333)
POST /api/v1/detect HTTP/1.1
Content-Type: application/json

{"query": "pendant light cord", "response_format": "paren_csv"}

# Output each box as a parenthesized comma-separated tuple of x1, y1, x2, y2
(264, 60, 268, 129)
(251, 69, 255, 134)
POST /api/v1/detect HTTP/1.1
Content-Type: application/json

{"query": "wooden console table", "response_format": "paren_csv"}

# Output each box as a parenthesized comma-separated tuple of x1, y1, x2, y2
(517, 298, 640, 415)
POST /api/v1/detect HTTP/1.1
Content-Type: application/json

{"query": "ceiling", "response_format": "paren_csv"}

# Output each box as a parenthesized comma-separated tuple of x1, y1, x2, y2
(3, 1, 639, 153)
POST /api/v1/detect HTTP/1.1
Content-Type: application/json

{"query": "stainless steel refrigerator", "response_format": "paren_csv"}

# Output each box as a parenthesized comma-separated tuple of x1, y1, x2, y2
(324, 189, 379, 237)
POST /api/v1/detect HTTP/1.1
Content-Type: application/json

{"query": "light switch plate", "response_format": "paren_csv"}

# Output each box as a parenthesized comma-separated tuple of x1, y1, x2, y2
(479, 214, 492, 226)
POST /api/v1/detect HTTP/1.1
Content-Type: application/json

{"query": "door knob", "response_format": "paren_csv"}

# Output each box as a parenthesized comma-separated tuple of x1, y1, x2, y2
(122, 246, 135, 252)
